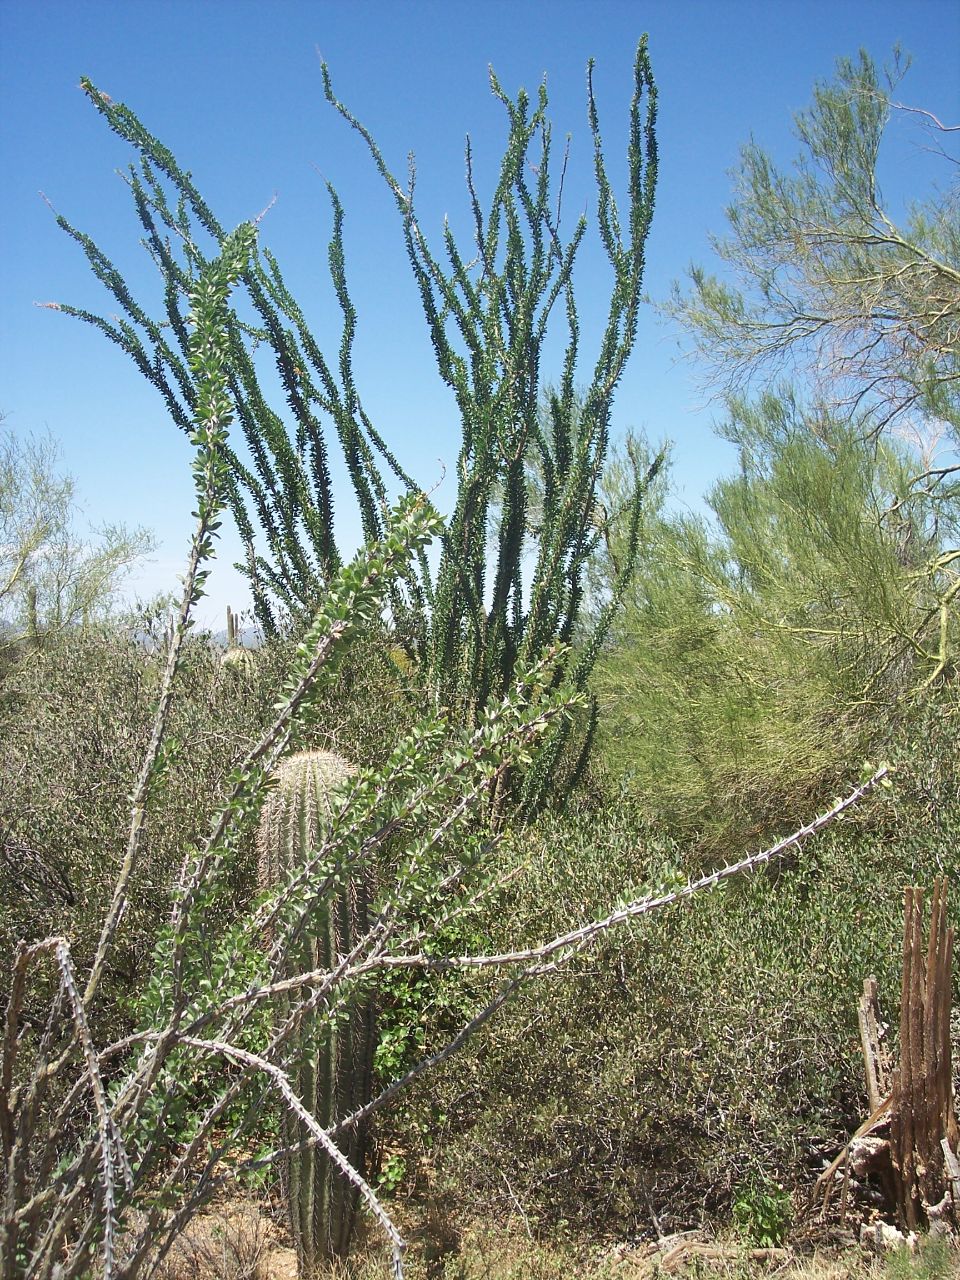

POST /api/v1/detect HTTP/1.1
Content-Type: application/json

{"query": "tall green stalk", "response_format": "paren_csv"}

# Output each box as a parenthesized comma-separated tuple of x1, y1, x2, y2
(320, 41, 661, 802)
(51, 80, 410, 639)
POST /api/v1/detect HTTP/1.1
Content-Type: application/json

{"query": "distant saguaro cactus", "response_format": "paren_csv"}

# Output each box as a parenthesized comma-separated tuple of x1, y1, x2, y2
(220, 604, 256, 677)
(257, 749, 374, 1269)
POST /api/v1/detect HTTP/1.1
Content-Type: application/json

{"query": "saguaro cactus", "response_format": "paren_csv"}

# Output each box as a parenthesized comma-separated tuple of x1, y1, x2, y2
(220, 604, 256, 678)
(257, 750, 374, 1270)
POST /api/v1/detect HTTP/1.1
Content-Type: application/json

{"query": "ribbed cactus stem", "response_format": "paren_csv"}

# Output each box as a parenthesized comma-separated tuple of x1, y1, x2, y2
(257, 750, 374, 1272)
(221, 605, 256, 676)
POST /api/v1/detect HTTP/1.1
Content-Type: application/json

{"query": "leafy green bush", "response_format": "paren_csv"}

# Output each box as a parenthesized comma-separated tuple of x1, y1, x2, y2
(731, 1176, 791, 1247)
(411, 696, 958, 1237)
(0, 616, 419, 1049)
(591, 397, 954, 856)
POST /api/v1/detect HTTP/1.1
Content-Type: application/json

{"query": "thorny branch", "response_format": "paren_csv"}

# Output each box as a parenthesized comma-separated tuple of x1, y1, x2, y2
(2, 762, 886, 1279)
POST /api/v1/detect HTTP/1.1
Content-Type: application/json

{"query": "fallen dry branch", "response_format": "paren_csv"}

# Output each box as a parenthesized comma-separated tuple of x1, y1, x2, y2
(607, 1235, 791, 1277)
(657, 1242, 789, 1273)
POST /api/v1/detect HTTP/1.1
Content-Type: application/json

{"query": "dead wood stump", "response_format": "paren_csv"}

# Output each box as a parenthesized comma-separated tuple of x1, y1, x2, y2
(816, 878, 959, 1232)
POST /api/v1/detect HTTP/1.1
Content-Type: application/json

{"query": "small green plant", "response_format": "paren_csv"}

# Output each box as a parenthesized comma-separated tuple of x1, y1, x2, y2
(375, 1152, 407, 1198)
(885, 1237, 958, 1280)
(731, 1176, 792, 1247)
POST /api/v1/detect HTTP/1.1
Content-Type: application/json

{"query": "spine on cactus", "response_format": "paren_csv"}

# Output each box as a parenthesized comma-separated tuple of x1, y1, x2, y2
(257, 750, 374, 1270)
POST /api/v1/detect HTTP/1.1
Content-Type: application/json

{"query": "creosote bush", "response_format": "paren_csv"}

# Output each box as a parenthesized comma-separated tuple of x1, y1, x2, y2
(0, 619, 424, 1035)
(0, 624, 269, 1039)
(410, 707, 958, 1238)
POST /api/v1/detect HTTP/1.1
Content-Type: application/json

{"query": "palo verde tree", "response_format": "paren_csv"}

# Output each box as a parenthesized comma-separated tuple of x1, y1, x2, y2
(666, 48, 959, 691)
(593, 50, 959, 832)
(45, 39, 661, 812)
(593, 394, 942, 843)
(670, 47, 960, 441)
(0, 424, 154, 656)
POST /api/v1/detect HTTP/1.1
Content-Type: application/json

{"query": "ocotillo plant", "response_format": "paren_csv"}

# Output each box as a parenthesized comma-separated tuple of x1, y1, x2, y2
(257, 750, 374, 1268)
(49, 40, 662, 813)
(45, 82, 427, 637)
(322, 43, 662, 810)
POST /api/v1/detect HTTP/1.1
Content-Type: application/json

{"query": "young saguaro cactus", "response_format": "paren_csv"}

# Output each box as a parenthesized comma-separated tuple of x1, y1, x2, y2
(220, 604, 257, 678)
(257, 749, 374, 1269)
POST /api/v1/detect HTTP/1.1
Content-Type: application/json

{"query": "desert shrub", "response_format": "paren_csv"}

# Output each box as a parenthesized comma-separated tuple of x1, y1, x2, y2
(152, 1198, 271, 1280)
(410, 692, 958, 1238)
(1, 626, 151, 974)
(0, 615, 420, 1048)
(0, 622, 257, 1039)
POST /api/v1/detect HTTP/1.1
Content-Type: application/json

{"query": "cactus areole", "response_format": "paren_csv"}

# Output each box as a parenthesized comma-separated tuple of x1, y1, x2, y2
(257, 750, 374, 1269)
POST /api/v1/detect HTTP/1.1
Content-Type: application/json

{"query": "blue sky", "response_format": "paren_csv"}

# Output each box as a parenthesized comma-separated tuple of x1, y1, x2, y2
(1, 0, 957, 626)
